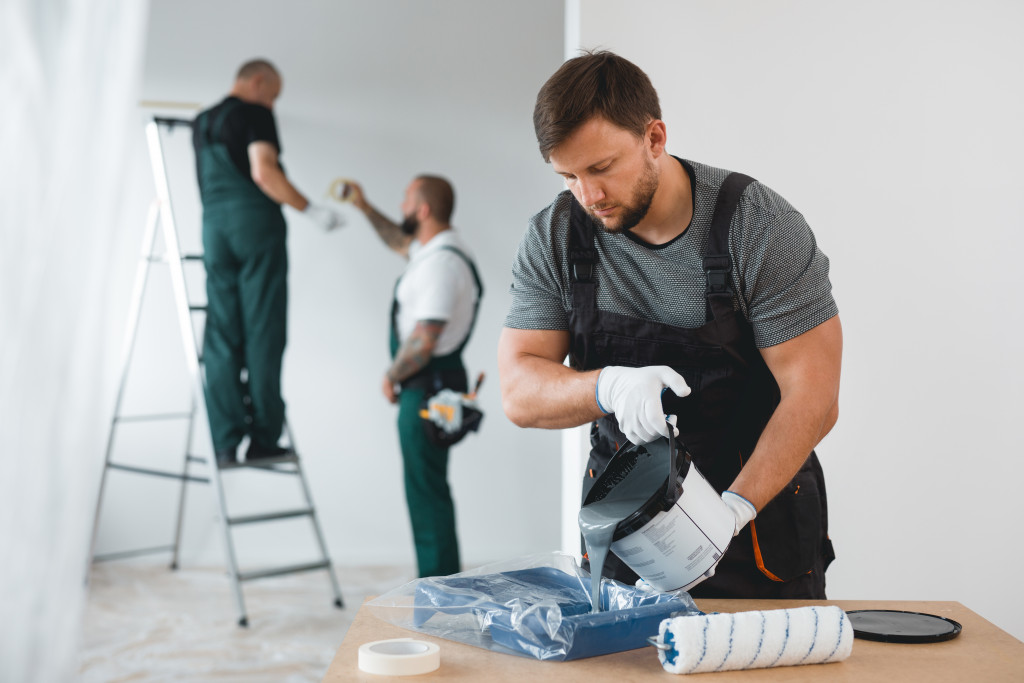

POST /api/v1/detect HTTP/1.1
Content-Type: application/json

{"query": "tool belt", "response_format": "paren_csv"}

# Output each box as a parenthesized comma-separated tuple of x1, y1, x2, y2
(403, 368, 483, 448)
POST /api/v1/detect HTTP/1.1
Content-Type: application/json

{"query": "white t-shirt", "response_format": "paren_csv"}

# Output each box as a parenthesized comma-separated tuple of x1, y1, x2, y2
(395, 230, 479, 356)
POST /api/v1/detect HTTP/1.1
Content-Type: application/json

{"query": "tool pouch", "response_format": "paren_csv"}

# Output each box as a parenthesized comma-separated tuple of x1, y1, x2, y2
(419, 389, 483, 447)
(407, 368, 483, 448)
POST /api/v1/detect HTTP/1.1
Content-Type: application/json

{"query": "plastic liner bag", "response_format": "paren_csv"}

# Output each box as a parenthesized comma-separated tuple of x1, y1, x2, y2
(366, 552, 699, 661)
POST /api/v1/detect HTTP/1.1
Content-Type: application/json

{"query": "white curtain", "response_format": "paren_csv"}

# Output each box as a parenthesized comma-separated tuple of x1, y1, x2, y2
(0, 1, 149, 680)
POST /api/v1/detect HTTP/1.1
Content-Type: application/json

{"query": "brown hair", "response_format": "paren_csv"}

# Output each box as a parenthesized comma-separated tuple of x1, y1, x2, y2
(415, 175, 455, 223)
(533, 50, 661, 162)
(236, 59, 279, 82)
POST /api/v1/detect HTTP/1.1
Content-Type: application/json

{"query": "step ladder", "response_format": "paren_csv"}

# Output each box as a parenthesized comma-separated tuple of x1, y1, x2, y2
(87, 116, 344, 627)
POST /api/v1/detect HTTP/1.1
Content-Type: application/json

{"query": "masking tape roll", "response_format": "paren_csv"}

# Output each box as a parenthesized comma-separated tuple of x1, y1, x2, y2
(358, 638, 441, 676)
(327, 177, 354, 203)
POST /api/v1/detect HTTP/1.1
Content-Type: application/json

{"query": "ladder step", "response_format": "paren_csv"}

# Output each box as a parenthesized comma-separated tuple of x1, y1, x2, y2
(189, 305, 207, 312)
(115, 412, 192, 423)
(238, 560, 330, 582)
(224, 454, 300, 469)
(182, 253, 204, 261)
(93, 544, 175, 563)
(108, 462, 209, 483)
(228, 508, 314, 526)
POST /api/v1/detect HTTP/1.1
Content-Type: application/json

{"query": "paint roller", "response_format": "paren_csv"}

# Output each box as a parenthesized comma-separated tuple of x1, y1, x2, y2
(650, 605, 853, 674)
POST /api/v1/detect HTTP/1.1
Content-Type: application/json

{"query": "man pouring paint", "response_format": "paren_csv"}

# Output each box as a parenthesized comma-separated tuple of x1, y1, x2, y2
(345, 176, 482, 578)
(498, 51, 841, 599)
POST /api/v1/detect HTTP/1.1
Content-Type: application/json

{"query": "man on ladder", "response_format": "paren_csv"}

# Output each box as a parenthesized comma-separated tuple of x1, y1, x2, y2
(193, 58, 343, 465)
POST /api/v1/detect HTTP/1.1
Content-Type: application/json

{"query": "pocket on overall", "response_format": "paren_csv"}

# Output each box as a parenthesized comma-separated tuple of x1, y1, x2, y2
(749, 462, 824, 582)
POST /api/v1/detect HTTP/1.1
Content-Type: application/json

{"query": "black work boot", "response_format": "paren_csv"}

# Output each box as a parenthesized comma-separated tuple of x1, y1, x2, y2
(245, 442, 295, 461)
(215, 447, 238, 466)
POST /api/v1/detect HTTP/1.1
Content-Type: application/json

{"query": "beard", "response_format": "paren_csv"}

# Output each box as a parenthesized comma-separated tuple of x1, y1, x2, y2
(587, 156, 659, 234)
(399, 213, 419, 236)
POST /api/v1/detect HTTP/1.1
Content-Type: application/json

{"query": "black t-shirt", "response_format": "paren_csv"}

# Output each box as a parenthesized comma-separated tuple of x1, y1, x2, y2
(193, 96, 281, 181)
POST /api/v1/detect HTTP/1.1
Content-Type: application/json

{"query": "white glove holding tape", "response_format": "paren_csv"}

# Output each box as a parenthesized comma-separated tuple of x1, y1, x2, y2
(596, 365, 690, 444)
(722, 490, 757, 537)
(303, 202, 345, 232)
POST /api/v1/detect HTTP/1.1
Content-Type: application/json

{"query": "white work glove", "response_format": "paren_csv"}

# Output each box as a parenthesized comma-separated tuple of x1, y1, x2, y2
(595, 365, 691, 444)
(722, 491, 757, 537)
(303, 202, 345, 232)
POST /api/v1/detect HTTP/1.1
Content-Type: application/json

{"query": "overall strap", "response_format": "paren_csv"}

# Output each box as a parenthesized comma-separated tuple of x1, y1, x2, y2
(390, 243, 483, 358)
(434, 245, 483, 355)
(389, 279, 401, 357)
(703, 172, 756, 321)
(197, 109, 212, 144)
(206, 98, 241, 146)
(568, 200, 598, 367)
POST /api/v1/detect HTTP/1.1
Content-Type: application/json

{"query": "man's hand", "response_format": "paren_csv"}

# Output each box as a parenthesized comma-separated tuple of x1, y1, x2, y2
(382, 375, 398, 404)
(721, 491, 757, 537)
(343, 179, 413, 256)
(304, 202, 345, 232)
(596, 365, 691, 444)
(342, 180, 369, 213)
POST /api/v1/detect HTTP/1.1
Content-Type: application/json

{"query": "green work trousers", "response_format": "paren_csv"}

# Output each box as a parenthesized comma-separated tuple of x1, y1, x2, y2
(397, 385, 460, 577)
(202, 206, 287, 452)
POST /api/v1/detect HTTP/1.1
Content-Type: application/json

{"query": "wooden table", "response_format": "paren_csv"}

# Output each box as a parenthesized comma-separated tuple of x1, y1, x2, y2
(324, 599, 1024, 681)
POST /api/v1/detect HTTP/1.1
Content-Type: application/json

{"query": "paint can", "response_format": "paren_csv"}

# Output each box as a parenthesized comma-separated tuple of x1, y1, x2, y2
(582, 437, 735, 592)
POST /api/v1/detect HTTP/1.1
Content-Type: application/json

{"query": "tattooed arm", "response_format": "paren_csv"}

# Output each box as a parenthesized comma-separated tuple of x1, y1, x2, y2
(344, 180, 413, 257)
(382, 319, 446, 403)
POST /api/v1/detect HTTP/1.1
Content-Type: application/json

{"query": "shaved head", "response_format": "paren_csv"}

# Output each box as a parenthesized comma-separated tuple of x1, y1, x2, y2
(236, 59, 279, 82)
(231, 59, 282, 108)
(414, 175, 455, 223)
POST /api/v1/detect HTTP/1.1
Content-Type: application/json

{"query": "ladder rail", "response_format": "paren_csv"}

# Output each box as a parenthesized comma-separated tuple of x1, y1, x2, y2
(87, 201, 161, 580)
(170, 394, 199, 570)
(145, 119, 249, 624)
(289, 427, 345, 607)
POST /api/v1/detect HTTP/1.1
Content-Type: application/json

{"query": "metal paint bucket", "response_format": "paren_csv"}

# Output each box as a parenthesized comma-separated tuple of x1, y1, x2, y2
(582, 437, 734, 592)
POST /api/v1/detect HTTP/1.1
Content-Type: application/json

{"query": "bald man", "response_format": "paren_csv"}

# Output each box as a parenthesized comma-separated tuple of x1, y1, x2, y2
(193, 59, 343, 465)
(345, 176, 483, 577)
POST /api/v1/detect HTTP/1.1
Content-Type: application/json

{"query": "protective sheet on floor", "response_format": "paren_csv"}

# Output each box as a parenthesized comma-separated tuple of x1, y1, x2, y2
(366, 552, 699, 661)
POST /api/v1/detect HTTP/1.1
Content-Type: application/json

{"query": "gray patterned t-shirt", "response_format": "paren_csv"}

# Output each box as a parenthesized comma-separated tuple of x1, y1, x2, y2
(504, 158, 837, 348)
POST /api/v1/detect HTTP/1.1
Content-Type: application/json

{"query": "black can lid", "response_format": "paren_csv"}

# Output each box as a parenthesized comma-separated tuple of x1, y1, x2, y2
(846, 609, 963, 643)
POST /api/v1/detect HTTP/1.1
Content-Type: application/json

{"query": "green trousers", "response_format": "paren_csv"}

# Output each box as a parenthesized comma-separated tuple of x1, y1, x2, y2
(397, 386, 460, 577)
(202, 207, 287, 452)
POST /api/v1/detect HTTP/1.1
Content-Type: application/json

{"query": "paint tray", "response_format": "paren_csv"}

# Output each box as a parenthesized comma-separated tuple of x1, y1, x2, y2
(406, 565, 698, 661)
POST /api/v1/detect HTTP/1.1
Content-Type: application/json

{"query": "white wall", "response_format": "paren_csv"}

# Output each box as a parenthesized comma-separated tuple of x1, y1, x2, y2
(574, 0, 1024, 640)
(91, 0, 566, 574)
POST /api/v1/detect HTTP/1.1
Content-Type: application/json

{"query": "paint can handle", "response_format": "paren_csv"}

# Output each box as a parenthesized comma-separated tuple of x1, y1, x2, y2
(664, 429, 691, 504)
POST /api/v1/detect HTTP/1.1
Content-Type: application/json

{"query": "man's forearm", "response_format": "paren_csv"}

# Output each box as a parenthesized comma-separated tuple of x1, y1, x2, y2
(500, 354, 604, 429)
(729, 315, 842, 510)
(252, 164, 307, 210)
(387, 320, 444, 383)
(362, 205, 411, 254)
(498, 327, 605, 429)
(727, 393, 837, 511)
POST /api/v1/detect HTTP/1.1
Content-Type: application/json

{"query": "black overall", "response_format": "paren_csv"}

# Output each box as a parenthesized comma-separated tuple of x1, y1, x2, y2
(571, 173, 835, 599)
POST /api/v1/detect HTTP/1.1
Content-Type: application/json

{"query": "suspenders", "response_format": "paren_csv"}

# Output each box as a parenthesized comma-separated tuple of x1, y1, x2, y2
(704, 172, 755, 320)
(568, 171, 756, 329)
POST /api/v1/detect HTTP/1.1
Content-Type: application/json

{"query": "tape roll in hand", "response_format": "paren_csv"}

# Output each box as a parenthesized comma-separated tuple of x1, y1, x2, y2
(357, 638, 441, 676)
(327, 177, 355, 203)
